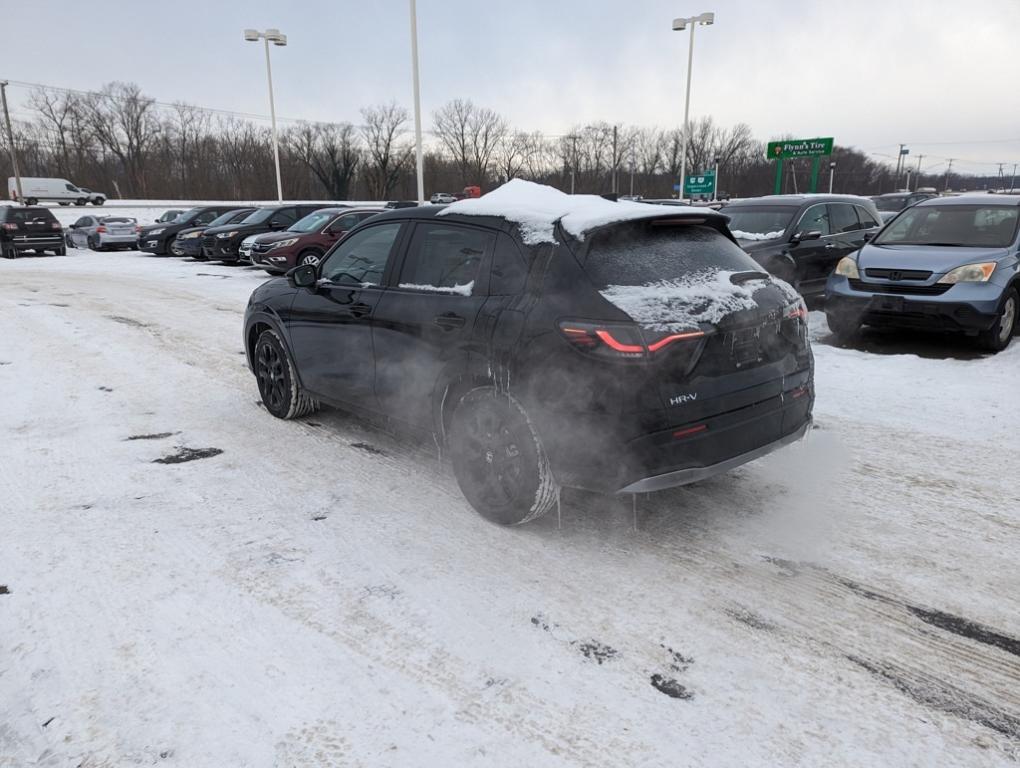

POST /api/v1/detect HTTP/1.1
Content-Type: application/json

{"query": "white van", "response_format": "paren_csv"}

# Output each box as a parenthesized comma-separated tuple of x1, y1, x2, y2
(8, 177, 106, 206)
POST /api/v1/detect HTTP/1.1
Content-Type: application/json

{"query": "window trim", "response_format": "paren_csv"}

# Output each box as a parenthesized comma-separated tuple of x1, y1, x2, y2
(828, 202, 863, 234)
(795, 203, 832, 237)
(318, 221, 408, 287)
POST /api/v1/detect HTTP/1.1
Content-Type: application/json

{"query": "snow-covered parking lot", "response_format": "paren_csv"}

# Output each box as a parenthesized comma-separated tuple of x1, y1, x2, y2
(1, 249, 1018, 767)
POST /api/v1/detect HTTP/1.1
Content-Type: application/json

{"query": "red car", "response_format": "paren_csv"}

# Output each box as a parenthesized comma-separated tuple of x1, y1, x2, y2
(247, 207, 384, 273)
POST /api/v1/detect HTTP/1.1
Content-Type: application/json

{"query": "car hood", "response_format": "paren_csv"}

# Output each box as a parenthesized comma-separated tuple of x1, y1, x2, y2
(203, 223, 266, 237)
(139, 221, 189, 236)
(252, 230, 307, 245)
(856, 243, 1010, 273)
(176, 226, 206, 237)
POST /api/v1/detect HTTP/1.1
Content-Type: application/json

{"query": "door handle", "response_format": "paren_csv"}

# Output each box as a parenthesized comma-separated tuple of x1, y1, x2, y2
(824, 243, 837, 249)
(350, 302, 372, 318)
(434, 312, 466, 330)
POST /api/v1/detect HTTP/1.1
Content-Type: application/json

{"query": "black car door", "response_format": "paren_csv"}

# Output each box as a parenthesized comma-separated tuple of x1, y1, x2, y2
(371, 221, 495, 428)
(788, 202, 834, 285)
(826, 202, 866, 271)
(286, 221, 406, 407)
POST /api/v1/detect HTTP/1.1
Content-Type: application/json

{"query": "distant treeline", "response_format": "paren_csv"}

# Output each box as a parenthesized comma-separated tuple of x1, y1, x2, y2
(0, 82, 1001, 201)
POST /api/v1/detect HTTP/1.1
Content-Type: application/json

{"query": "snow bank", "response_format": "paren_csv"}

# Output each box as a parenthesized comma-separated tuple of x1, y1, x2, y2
(732, 230, 785, 241)
(439, 179, 706, 245)
(398, 281, 474, 296)
(600, 270, 773, 331)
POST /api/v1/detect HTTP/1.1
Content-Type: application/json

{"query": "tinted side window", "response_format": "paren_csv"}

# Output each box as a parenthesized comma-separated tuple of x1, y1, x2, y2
(856, 206, 880, 228)
(797, 204, 831, 236)
(398, 223, 493, 294)
(490, 233, 528, 295)
(320, 223, 402, 286)
(332, 214, 361, 231)
(270, 208, 297, 227)
(829, 203, 860, 233)
(194, 210, 218, 225)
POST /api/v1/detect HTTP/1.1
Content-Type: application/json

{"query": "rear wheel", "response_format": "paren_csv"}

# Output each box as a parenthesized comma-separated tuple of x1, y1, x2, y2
(87, 235, 101, 251)
(448, 388, 558, 525)
(977, 288, 1018, 352)
(92, 198, 104, 206)
(3, 246, 17, 259)
(254, 329, 318, 419)
(298, 249, 323, 267)
(75, 198, 86, 206)
(55, 246, 66, 256)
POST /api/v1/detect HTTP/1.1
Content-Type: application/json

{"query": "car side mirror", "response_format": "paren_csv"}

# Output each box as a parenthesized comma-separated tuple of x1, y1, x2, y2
(288, 264, 317, 289)
(327, 228, 346, 237)
(791, 230, 822, 244)
(863, 231, 876, 242)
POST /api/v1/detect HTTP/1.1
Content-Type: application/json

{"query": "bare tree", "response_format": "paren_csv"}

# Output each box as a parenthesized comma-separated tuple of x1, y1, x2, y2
(360, 103, 411, 200)
(83, 82, 161, 196)
(433, 99, 508, 187)
(289, 122, 360, 199)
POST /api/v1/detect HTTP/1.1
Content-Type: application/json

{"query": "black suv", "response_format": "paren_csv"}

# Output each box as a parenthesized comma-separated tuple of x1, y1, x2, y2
(1, 206, 65, 258)
(723, 195, 883, 297)
(243, 202, 813, 524)
(138, 206, 242, 256)
(871, 191, 938, 223)
(202, 204, 332, 264)
(174, 208, 255, 259)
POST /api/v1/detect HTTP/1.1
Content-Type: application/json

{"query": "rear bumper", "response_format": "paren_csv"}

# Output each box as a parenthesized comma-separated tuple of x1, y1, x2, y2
(826, 276, 1002, 333)
(10, 235, 63, 251)
(619, 418, 810, 493)
(98, 233, 138, 246)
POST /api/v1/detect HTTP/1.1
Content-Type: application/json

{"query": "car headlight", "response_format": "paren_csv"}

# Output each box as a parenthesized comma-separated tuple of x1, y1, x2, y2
(149, 227, 165, 236)
(269, 238, 299, 250)
(834, 256, 860, 279)
(180, 231, 202, 239)
(216, 231, 238, 239)
(937, 262, 997, 284)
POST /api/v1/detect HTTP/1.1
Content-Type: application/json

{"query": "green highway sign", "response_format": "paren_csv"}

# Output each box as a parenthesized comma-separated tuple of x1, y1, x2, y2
(683, 171, 715, 195)
(766, 137, 834, 160)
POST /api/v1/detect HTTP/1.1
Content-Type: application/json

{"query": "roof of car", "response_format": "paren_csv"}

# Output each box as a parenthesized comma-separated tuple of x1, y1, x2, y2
(915, 194, 1020, 207)
(726, 194, 874, 207)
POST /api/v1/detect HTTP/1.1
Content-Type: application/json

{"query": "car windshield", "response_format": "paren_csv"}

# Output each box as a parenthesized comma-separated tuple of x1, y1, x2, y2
(724, 206, 795, 240)
(206, 210, 244, 227)
(288, 211, 335, 233)
(873, 204, 1020, 248)
(583, 223, 761, 288)
(241, 208, 275, 225)
(873, 197, 908, 212)
(177, 208, 206, 224)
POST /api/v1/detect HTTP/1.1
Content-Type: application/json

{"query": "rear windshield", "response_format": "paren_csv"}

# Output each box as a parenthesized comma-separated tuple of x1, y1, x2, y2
(582, 223, 761, 288)
(5, 208, 57, 223)
(873, 196, 908, 212)
(723, 206, 795, 239)
(874, 204, 1020, 248)
(101, 217, 134, 224)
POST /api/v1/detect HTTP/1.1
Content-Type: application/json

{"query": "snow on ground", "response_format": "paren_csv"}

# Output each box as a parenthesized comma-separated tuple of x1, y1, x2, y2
(1, 250, 1019, 767)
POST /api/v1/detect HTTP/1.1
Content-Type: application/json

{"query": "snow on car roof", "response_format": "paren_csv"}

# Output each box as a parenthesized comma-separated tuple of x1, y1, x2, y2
(438, 179, 715, 245)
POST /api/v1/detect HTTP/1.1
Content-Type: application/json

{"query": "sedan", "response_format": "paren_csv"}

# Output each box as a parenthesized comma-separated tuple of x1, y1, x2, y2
(65, 215, 140, 251)
(825, 196, 1020, 351)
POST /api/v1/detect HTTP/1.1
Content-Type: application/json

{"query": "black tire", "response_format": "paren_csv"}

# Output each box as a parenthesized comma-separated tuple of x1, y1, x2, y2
(162, 236, 176, 256)
(75, 198, 86, 206)
(3, 246, 17, 259)
(87, 235, 101, 251)
(826, 310, 860, 344)
(54, 246, 66, 257)
(58, 202, 69, 206)
(448, 388, 558, 525)
(92, 198, 104, 206)
(26, 198, 38, 206)
(977, 288, 1018, 352)
(254, 329, 318, 419)
(65, 234, 75, 247)
(298, 249, 323, 267)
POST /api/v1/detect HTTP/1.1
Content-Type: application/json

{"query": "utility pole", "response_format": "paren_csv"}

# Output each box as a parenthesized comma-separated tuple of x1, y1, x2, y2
(712, 155, 720, 201)
(1010, 163, 1017, 193)
(894, 143, 905, 189)
(0, 81, 24, 204)
(914, 154, 925, 191)
(998, 162, 1005, 191)
(409, 0, 425, 204)
(943, 158, 954, 192)
(629, 152, 636, 197)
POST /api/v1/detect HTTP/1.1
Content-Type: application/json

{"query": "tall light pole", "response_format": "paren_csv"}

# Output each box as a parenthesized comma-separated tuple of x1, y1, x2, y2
(408, 0, 425, 204)
(244, 28, 287, 201)
(0, 81, 23, 204)
(672, 11, 714, 202)
(914, 153, 925, 191)
(828, 160, 836, 193)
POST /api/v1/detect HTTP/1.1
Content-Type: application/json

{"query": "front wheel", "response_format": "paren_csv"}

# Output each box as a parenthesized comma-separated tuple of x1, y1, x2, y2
(92, 198, 104, 206)
(977, 288, 1018, 352)
(826, 310, 860, 344)
(254, 329, 319, 419)
(448, 388, 559, 525)
(298, 250, 323, 267)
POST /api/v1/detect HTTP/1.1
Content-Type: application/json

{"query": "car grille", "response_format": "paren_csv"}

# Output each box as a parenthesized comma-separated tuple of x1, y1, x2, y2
(864, 268, 932, 280)
(252, 242, 272, 253)
(849, 279, 951, 295)
(202, 234, 216, 250)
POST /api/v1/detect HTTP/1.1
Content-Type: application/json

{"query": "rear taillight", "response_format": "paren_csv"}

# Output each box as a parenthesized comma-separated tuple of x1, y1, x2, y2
(560, 321, 705, 361)
(96, 225, 107, 233)
(135, 226, 142, 233)
(50, 222, 62, 230)
(1, 223, 16, 231)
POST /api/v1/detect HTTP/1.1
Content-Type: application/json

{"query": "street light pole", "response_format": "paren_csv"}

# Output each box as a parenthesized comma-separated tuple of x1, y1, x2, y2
(712, 155, 720, 201)
(0, 81, 23, 204)
(244, 28, 287, 201)
(914, 154, 924, 191)
(672, 12, 714, 202)
(409, 0, 425, 205)
(829, 160, 836, 193)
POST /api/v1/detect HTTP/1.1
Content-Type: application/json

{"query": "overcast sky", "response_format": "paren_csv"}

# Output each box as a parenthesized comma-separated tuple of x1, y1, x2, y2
(6, 0, 1019, 177)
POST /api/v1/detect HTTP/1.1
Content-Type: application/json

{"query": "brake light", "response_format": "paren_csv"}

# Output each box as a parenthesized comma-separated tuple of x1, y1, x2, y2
(560, 321, 705, 360)
(50, 222, 62, 230)
(135, 225, 142, 233)
(673, 424, 707, 439)
(96, 225, 107, 233)
(786, 305, 808, 320)
(2, 223, 16, 231)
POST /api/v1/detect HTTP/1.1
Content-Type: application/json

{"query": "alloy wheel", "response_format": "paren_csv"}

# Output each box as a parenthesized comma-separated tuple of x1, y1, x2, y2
(255, 340, 287, 411)
(457, 404, 526, 508)
(999, 295, 1017, 344)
